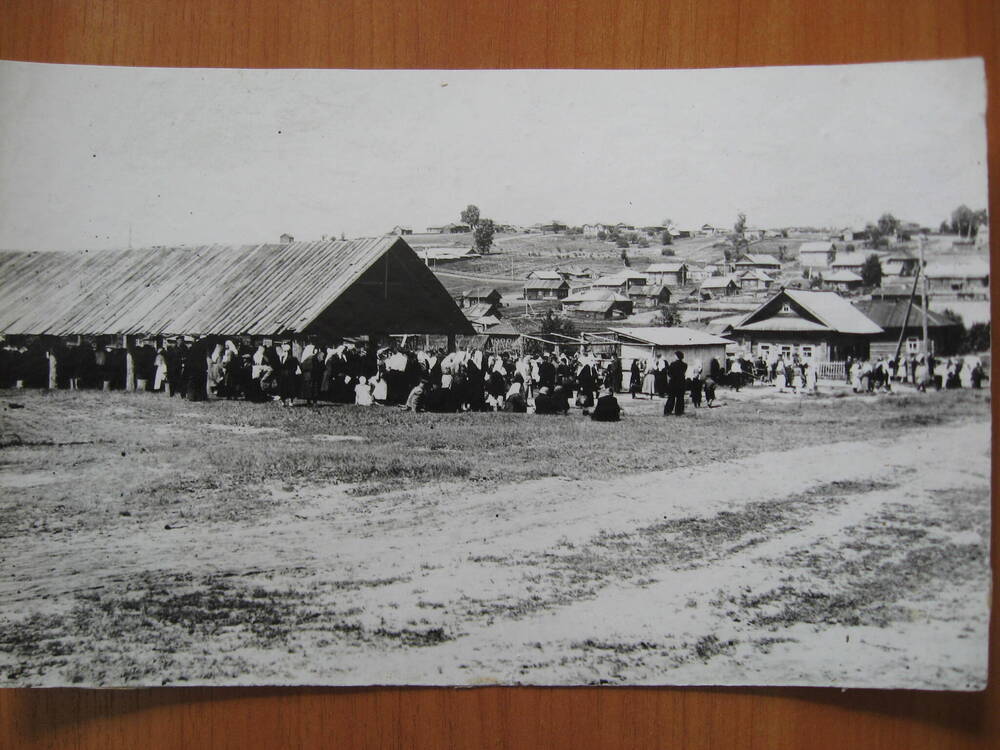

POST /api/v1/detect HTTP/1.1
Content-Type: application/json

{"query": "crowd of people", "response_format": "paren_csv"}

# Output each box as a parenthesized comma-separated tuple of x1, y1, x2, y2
(0, 336, 987, 420)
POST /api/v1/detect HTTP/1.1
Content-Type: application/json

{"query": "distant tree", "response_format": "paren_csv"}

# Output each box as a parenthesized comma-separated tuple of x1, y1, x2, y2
(616, 237, 630, 249)
(877, 212, 900, 238)
(539, 310, 576, 338)
(620, 248, 631, 267)
(662, 217, 673, 228)
(473, 218, 496, 254)
(845, 243, 856, 253)
(965, 322, 991, 353)
(652, 304, 681, 327)
(626, 231, 639, 245)
(939, 219, 952, 234)
(950, 205, 975, 237)
(864, 222, 889, 248)
(637, 237, 649, 248)
(777, 244, 787, 261)
(460, 204, 481, 229)
(597, 230, 608, 241)
(729, 212, 749, 258)
(660, 248, 676, 257)
(860, 254, 883, 287)
(661, 231, 673, 246)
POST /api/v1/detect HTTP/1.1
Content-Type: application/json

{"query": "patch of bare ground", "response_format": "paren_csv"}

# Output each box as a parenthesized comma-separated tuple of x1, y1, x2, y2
(461, 480, 898, 622)
(0, 572, 447, 685)
(724, 486, 989, 630)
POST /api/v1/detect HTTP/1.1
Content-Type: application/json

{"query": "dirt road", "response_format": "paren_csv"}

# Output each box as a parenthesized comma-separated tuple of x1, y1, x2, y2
(0, 419, 989, 688)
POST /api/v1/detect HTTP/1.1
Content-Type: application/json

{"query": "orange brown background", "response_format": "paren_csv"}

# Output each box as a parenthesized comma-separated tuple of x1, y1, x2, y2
(0, 1, 997, 747)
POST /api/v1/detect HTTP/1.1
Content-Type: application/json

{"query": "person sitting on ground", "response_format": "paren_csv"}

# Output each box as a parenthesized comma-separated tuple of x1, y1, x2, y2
(590, 387, 621, 422)
(403, 379, 427, 412)
(533, 385, 555, 414)
(551, 384, 571, 414)
(502, 381, 527, 413)
(354, 375, 373, 406)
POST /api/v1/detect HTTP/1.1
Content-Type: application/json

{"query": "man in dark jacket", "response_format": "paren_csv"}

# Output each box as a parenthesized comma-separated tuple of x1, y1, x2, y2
(664, 350, 688, 416)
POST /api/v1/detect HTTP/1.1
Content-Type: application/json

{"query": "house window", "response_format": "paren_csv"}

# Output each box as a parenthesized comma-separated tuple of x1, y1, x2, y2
(780, 345, 793, 357)
(906, 337, 920, 354)
(799, 345, 814, 360)
(780, 303, 792, 314)
(758, 343, 772, 357)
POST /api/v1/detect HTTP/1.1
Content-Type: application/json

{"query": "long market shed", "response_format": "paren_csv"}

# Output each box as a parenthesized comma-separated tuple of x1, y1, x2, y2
(0, 236, 473, 339)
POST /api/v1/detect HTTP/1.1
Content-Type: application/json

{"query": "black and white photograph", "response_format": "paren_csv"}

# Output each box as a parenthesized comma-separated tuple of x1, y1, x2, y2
(0, 58, 990, 689)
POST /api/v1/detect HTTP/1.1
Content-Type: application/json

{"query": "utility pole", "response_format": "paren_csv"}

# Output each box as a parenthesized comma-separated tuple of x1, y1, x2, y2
(919, 235, 929, 355)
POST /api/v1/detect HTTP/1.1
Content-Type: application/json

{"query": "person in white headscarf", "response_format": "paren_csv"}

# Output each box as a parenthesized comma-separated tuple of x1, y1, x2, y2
(354, 375, 373, 406)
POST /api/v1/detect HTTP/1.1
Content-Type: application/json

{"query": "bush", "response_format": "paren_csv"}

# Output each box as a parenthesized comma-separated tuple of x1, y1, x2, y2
(661, 248, 676, 257)
(637, 238, 649, 248)
(616, 237, 630, 249)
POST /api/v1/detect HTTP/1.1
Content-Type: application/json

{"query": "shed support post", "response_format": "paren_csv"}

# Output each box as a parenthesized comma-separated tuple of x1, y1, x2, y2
(447, 334, 456, 354)
(46, 343, 58, 390)
(124, 335, 136, 392)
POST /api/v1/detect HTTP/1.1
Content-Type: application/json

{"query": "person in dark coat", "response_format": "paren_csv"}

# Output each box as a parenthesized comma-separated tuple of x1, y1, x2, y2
(538, 356, 556, 390)
(274, 343, 299, 406)
(184, 339, 208, 401)
(591, 387, 621, 422)
(576, 361, 596, 408)
(664, 350, 688, 416)
(629, 360, 642, 399)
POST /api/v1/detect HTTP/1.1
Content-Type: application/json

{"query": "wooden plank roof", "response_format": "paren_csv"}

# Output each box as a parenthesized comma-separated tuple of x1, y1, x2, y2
(0, 237, 473, 337)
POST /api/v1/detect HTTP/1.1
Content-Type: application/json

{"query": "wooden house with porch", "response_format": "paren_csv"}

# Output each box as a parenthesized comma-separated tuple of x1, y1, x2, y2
(523, 278, 570, 300)
(727, 289, 883, 362)
(561, 289, 633, 320)
(627, 284, 671, 309)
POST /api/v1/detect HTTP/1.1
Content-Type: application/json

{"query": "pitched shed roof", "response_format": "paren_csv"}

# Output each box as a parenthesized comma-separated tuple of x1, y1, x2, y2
(628, 284, 669, 298)
(852, 299, 957, 329)
(463, 286, 502, 299)
(830, 252, 870, 267)
(524, 279, 569, 290)
(610, 326, 732, 347)
(0, 237, 474, 337)
(824, 270, 863, 282)
(736, 254, 780, 265)
(463, 302, 500, 319)
(701, 276, 738, 289)
(924, 260, 990, 279)
(563, 289, 630, 303)
(526, 269, 563, 280)
(645, 262, 687, 273)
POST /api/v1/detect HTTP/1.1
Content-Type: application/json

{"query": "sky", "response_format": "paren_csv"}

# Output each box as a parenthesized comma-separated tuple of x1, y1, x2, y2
(0, 58, 988, 251)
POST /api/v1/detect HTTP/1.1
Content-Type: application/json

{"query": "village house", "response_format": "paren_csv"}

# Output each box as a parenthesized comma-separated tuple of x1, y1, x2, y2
(526, 269, 564, 281)
(727, 288, 883, 362)
(823, 270, 864, 292)
(461, 287, 503, 309)
(852, 299, 962, 359)
(561, 289, 633, 320)
(643, 262, 689, 287)
(924, 259, 990, 297)
(557, 266, 595, 282)
(882, 250, 919, 277)
(592, 270, 648, 294)
(582, 223, 611, 237)
(839, 228, 870, 243)
(734, 253, 781, 272)
(627, 284, 671, 309)
(609, 327, 732, 384)
(418, 247, 480, 266)
(699, 276, 739, 298)
(462, 301, 503, 322)
(829, 251, 871, 274)
(388, 225, 413, 236)
(279, 233, 294, 244)
(426, 222, 471, 234)
(523, 278, 570, 301)
(797, 241, 836, 276)
(737, 269, 776, 294)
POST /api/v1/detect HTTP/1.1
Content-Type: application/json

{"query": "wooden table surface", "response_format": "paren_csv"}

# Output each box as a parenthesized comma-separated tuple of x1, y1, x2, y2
(0, 1, 997, 748)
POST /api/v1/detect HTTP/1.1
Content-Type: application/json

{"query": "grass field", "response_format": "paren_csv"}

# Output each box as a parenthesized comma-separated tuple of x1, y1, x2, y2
(0, 387, 990, 687)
